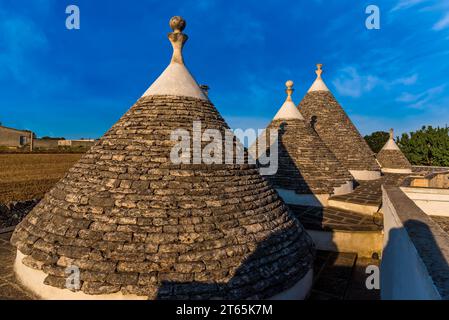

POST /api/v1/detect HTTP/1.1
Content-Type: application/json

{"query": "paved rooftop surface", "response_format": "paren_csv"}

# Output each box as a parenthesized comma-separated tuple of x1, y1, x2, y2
(289, 205, 383, 232)
(431, 216, 449, 235)
(329, 173, 412, 208)
(309, 251, 380, 300)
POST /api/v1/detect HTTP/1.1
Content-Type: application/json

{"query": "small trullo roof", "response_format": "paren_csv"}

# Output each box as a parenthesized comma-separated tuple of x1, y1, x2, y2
(377, 129, 412, 170)
(255, 81, 353, 195)
(298, 64, 380, 174)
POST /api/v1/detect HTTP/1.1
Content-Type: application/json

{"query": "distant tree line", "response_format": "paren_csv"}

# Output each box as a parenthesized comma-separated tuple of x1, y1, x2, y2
(365, 126, 449, 167)
(41, 136, 65, 140)
(364, 131, 389, 154)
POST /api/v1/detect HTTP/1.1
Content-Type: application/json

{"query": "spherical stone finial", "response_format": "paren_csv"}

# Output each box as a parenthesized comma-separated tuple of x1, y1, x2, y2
(170, 16, 186, 33)
(285, 80, 294, 90)
(168, 16, 188, 64)
(285, 80, 294, 101)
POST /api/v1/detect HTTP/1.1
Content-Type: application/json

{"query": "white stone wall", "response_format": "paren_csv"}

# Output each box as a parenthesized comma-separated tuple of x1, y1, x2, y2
(381, 187, 442, 300)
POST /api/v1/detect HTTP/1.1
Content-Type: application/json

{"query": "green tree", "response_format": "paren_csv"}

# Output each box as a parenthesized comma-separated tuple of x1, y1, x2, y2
(364, 131, 390, 154)
(41, 136, 65, 140)
(397, 126, 449, 166)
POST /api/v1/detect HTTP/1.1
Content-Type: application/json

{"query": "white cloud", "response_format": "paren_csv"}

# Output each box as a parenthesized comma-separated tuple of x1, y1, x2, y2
(396, 85, 445, 109)
(391, 0, 428, 12)
(433, 12, 449, 31)
(393, 74, 418, 85)
(332, 65, 419, 98)
(332, 67, 381, 98)
(396, 92, 421, 103)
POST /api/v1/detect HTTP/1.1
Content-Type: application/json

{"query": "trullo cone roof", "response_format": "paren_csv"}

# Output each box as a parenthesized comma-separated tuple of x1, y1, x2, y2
(376, 129, 412, 171)
(298, 64, 380, 174)
(11, 17, 314, 300)
(254, 81, 353, 195)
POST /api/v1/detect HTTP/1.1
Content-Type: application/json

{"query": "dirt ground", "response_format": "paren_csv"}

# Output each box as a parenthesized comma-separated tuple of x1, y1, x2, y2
(0, 154, 81, 203)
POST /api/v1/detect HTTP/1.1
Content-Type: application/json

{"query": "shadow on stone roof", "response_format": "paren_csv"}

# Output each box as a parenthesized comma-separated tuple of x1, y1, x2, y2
(153, 226, 315, 300)
(259, 123, 313, 196)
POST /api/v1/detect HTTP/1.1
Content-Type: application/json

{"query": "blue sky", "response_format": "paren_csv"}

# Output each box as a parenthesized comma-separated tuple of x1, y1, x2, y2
(1, 0, 449, 139)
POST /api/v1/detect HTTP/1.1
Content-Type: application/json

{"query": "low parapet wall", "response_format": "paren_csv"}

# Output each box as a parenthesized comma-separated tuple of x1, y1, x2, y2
(381, 186, 449, 300)
(413, 165, 449, 173)
(409, 170, 449, 189)
(33, 139, 59, 149)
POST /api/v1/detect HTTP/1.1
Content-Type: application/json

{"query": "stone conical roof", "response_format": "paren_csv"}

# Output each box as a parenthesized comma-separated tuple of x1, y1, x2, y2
(11, 17, 314, 300)
(377, 129, 412, 173)
(298, 64, 380, 180)
(254, 81, 353, 205)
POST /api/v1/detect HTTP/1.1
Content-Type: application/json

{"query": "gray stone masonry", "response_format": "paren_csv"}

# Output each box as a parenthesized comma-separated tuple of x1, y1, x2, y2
(11, 95, 315, 300)
(259, 119, 353, 195)
(299, 91, 380, 172)
(377, 149, 412, 170)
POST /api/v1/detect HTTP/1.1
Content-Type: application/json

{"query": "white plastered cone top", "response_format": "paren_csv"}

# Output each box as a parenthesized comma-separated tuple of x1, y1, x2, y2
(382, 129, 401, 151)
(142, 16, 208, 100)
(273, 80, 305, 121)
(307, 64, 330, 92)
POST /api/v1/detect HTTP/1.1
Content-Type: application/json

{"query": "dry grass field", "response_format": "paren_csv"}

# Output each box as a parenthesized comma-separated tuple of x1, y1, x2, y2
(0, 154, 82, 203)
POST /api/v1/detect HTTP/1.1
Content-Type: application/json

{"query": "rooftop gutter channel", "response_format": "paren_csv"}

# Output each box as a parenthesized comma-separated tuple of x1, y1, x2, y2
(382, 185, 449, 299)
